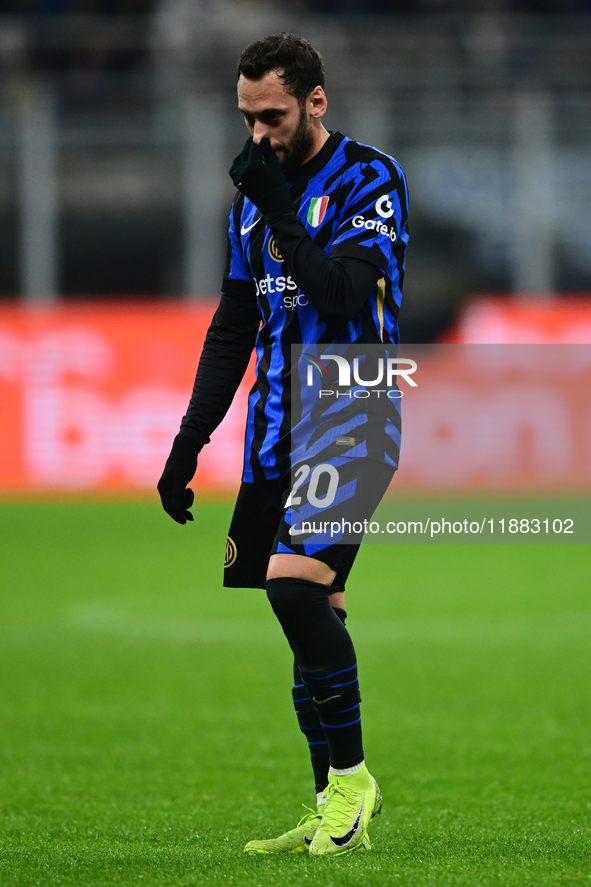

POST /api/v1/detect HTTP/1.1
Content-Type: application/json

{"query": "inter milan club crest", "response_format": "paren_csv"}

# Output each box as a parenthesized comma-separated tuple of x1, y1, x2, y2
(224, 536, 237, 568)
(268, 236, 283, 262)
(307, 196, 330, 228)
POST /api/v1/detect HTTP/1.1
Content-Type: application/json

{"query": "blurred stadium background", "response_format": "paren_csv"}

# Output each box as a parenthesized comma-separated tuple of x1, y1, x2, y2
(1, 11, 591, 883)
(1, 0, 591, 496)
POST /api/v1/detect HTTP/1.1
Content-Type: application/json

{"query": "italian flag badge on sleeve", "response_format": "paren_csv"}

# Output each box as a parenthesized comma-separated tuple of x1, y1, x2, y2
(307, 196, 330, 227)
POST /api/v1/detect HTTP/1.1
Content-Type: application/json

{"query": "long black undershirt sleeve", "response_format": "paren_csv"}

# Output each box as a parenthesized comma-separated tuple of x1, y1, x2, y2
(265, 209, 384, 325)
(179, 211, 383, 449)
(179, 285, 260, 451)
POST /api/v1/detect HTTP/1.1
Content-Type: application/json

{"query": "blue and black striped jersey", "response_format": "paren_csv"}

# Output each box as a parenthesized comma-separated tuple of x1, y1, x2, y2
(222, 132, 409, 483)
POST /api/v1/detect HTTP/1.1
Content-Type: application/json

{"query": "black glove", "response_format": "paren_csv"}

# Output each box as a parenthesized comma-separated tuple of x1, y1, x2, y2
(229, 137, 293, 216)
(157, 433, 199, 525)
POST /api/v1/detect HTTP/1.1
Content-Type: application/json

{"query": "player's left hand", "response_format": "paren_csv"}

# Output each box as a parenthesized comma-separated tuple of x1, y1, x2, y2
(229, 137, 293, 216)
(157, 434, 198, 525)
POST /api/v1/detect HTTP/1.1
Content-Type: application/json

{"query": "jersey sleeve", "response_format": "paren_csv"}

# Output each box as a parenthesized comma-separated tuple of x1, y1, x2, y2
(330, 155, 409, 272)
(222, 197, 254, 292)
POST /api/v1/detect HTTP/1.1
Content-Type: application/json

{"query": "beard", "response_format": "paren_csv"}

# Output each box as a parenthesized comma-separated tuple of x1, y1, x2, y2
(277, 105, 315, 171)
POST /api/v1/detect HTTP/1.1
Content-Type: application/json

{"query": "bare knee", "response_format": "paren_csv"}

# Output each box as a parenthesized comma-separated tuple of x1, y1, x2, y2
(266, 553, 336, 587)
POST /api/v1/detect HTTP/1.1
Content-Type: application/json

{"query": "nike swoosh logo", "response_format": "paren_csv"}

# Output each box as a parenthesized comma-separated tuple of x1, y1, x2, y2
(329, 801, 364, 848)
(303, 834, 313, 845)
(312, 695, 341, 705)
(240, 218, 261, 236)
(288, 525, 306, 536)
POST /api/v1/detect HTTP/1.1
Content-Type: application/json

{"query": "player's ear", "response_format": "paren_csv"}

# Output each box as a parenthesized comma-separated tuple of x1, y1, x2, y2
(309, 86, 327, 119)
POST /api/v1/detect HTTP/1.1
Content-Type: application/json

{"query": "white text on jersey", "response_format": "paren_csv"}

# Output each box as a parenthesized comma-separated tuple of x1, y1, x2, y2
(255, 274, 297, 296)
(352, 215, 397, 242)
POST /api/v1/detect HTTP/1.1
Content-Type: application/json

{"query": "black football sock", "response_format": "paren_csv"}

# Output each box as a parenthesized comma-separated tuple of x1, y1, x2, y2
(267, 578, 363, 770)
(291, 607, 348, 795)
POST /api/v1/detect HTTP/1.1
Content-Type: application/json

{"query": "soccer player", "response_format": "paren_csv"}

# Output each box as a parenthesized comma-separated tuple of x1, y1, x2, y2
(158, 32, 409, 856)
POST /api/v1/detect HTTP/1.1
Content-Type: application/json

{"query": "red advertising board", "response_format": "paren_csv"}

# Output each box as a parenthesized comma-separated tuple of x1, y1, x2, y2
(0, 302, 251, 495)
(1, 299, 591, 496)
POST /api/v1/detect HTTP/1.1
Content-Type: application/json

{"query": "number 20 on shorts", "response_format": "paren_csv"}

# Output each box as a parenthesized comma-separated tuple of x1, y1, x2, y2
(286, 464, 340, 509)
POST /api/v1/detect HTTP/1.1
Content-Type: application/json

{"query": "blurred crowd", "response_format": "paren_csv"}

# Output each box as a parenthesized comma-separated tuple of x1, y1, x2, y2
(1, 0, 590, 319)
(4, 0, 590, 83)
(2, 0, 591, 13)
(308, 0, 591, 9)
(1, 1, 154, 11)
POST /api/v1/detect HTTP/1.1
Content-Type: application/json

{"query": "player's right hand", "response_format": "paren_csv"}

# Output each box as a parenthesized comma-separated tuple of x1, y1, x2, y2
(229, 137, 293, 216)
(157, 433, 199, 524)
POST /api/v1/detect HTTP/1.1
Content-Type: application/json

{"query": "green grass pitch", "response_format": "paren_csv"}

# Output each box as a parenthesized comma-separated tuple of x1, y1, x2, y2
(0, 501, 590, 886)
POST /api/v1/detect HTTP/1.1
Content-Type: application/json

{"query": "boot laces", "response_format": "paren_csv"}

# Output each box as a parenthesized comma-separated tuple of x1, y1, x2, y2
(295, 805, 321, 830)
(323, 782, 360, 831)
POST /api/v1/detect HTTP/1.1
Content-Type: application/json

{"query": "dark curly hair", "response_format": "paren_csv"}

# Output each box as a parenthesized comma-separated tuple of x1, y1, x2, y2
(237, 33, 325, 103)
